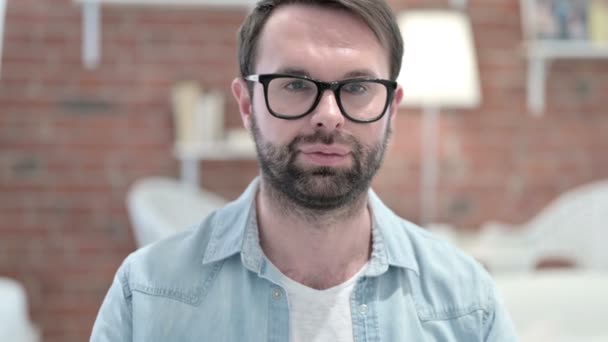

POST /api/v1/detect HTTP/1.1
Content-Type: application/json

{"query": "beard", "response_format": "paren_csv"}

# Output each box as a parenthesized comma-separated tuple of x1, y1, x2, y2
(250, 114, 391, 212)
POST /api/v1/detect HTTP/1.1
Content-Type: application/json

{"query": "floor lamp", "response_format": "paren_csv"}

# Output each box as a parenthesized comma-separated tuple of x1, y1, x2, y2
(397, 9, 481, 227)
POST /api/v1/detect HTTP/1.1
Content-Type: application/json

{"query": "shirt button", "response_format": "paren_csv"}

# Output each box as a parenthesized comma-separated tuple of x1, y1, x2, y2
(358, 304, 368, 315)
(272, 288, 282, 300)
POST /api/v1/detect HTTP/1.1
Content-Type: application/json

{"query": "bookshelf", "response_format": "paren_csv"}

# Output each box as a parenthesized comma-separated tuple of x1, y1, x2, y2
(520, 0, 608, 115)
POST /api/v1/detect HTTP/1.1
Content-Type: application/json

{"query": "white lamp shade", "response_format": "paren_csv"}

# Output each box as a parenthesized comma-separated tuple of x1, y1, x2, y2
(0, 278, 39, 342)
(397, 10, 481, 108)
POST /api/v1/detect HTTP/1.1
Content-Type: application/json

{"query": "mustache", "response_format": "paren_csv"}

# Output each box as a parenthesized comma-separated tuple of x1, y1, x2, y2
(288, 130, 354, 150)
(286, 130, 362, 171)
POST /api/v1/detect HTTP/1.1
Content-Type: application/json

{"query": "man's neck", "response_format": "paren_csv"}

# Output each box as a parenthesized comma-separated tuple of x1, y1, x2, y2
(256, 180, 372, 290)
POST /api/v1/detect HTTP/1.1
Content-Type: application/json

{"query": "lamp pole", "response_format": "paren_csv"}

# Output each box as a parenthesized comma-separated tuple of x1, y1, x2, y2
(421, 106, 440, 227)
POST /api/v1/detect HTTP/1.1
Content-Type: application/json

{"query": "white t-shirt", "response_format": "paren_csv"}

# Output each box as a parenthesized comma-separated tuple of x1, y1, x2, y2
(277, 264, 368, 342)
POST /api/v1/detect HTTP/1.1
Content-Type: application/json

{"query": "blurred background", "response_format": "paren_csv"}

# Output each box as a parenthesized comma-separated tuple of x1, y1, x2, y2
(0, 0, 607, 341)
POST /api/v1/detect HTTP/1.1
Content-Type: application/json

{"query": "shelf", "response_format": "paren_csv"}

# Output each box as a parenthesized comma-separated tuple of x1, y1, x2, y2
(174, 138, 256, 188)
(173, 141, 256, 161)
(527, 40, 608, 59)
(519, 0, 608, 115)
(73, 0, 254, 69)
(525, 41, 608, 116)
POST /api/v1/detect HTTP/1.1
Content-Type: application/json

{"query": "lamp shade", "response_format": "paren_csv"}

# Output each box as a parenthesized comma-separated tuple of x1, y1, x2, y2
(397, 10, 481, 108)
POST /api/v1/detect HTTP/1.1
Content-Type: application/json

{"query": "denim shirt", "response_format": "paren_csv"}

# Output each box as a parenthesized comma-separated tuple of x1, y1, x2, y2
(91, 178, 518, 341)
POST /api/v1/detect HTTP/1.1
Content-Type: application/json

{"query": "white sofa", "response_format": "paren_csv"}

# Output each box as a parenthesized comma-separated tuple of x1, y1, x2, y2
(494, 271, 608, 342)
(434, 180, 608, 272)
(127, 177, 228, 247)
(482, 180, 608, 271)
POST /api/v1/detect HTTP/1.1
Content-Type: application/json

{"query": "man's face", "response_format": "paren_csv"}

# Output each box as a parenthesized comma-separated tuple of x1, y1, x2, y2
(233, 4, 403, 209)
(250, 111, 390, 210)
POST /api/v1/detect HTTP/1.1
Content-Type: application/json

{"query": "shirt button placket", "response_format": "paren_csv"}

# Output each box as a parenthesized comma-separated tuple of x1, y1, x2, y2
(268, 286, 289, 342)
(358, 304, 368, 315)
(351, 278, 374, 342)
(272, 288, 282, 300)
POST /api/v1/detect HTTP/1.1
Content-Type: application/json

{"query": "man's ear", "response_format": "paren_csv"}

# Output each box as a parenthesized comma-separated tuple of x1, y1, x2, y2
(231, 77, 253, 131)
(389, 85, 404, 130)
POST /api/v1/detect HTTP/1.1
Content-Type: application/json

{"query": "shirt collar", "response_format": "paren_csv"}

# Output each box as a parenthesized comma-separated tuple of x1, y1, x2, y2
(366, 189, 420, 276)
(202, 177, 419, 277)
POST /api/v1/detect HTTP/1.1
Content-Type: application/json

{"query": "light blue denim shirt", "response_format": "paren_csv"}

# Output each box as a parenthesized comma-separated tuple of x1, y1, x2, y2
(91, 178, 517, 341)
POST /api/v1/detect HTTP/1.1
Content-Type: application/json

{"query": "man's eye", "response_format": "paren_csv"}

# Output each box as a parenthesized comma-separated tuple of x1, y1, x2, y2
(343, 83, 367, 94)
(285, 80, 310, 91)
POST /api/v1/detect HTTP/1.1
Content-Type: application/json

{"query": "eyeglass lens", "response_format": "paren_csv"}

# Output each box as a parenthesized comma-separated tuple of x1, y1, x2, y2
(266, 77, 388, 120)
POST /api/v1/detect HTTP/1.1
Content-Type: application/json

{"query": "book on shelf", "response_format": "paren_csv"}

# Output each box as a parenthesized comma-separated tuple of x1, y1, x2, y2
(533, 0, 589, 40)
(588, 0, 608, 45)
(532, 0, 596, 41)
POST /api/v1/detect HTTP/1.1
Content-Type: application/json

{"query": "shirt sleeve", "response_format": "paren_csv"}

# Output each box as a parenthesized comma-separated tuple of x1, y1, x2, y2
(483, 277, 519, 342)
(90, 259, 133, 342)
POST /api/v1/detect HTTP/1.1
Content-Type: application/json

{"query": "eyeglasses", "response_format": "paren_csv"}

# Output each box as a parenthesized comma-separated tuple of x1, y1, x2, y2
(245, 73, 397, 123)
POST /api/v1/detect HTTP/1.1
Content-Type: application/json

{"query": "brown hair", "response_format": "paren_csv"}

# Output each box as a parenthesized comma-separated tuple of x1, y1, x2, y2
(237, 0, 403, 81)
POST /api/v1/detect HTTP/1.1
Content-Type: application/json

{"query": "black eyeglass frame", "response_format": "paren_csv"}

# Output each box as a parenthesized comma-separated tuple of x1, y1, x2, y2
(245, 73, 398, 123)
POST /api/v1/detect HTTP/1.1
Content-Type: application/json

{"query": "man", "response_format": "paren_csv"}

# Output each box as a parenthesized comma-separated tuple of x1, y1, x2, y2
(91, 0, 517, 341)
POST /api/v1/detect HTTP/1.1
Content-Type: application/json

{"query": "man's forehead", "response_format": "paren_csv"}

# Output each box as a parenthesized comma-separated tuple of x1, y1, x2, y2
(261, 4, 378, 44)
(254, 4, 389, 78)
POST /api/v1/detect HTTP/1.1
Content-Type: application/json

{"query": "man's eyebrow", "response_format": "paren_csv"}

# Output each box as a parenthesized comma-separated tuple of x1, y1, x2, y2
(343, 70, 379, 79)
(273, 68, 380, 80)
(275, 67, 311, 77)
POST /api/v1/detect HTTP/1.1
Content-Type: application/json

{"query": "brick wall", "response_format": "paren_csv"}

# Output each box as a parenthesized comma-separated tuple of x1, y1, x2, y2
(0, 0, 607, 341)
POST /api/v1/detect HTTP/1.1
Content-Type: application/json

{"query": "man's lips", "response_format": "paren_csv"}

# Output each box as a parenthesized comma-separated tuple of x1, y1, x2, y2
(298, 144, 350, 156)
(297, 144, 351, 166)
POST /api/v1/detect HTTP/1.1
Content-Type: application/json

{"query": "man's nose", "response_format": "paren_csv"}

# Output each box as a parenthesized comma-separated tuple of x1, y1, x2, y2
(310, 90, 345, 131)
